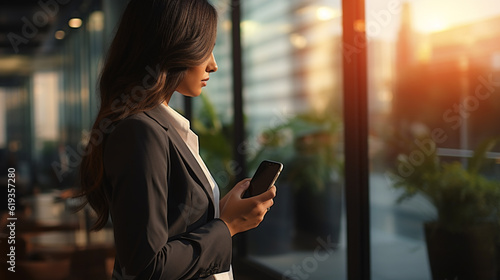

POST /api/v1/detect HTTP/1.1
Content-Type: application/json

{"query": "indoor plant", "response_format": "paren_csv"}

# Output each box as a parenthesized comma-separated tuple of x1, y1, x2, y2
(192, 92, 235, 195)
(391, 136, 500, 279)
(252, 111, 344, 250)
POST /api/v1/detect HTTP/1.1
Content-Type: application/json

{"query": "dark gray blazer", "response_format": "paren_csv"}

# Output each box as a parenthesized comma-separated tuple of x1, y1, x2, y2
(103, 105, 232, 280)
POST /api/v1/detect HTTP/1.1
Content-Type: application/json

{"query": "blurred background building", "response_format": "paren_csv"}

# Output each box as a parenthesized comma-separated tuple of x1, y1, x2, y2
(1, 0, 500, 279)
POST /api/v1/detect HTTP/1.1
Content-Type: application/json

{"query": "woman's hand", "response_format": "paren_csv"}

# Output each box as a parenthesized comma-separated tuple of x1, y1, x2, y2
(219, 179, 276, 236)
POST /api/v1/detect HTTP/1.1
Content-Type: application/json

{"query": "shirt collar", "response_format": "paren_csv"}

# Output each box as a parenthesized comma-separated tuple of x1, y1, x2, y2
(159, 103, 191, 141)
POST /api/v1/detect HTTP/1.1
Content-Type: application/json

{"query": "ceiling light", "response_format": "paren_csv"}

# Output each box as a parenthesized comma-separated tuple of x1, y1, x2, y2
(68, 18, 82, 28)
(55, 30, 65, 40)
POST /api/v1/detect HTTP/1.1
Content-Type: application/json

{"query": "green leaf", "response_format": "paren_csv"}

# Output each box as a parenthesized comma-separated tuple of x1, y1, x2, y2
(468, 137, 500, 174)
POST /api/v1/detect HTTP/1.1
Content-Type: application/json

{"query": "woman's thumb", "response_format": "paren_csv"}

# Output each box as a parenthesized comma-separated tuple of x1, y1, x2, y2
(235, 180, 251, 196)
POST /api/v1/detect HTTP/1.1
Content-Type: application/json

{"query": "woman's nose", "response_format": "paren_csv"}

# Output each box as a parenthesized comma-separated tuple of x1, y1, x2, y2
(207, 53, 218, 73)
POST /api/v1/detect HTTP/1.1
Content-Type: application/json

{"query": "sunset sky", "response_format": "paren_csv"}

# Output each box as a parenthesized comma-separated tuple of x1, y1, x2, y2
(366, 0, 500, 39)
(411, 0, 500, 33)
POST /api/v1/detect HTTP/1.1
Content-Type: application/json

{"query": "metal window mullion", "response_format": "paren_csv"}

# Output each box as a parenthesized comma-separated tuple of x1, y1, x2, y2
(231, 0, 248, 259)
(342, 0, 370, 279)
(231, 0, 246, 182)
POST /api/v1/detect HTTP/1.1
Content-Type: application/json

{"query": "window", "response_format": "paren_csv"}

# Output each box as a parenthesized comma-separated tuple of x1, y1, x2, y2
(240, 1, 346, 278)
(367, 0, 500, 279)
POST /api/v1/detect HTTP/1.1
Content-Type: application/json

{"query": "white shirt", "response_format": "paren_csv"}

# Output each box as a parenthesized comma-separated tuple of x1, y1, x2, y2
(160, 104, 233, 280)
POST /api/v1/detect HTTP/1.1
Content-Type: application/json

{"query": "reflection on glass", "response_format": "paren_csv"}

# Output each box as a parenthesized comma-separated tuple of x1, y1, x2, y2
(241, 1, 346, 279)
(368, 0, 500, 279)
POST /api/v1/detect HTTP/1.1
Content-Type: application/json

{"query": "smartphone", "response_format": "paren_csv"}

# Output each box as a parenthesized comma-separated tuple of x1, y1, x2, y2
(247, 160, 283, 197)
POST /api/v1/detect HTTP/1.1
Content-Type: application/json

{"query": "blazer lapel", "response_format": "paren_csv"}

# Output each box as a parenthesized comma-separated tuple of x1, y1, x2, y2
(144, 105, 216, 212)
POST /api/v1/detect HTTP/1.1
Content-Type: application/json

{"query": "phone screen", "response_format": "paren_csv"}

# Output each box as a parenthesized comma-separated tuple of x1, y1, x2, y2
(248, 160, 283, 197)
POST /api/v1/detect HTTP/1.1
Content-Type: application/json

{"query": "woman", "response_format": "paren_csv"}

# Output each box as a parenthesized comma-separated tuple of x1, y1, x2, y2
(78, 0, 276, 279)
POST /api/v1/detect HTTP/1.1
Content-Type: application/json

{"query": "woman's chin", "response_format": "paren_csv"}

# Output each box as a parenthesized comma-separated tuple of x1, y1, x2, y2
(177, 91, 202, 98)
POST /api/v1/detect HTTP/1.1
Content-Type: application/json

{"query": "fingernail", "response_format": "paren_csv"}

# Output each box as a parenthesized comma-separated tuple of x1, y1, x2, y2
(243, 181, 250, 187)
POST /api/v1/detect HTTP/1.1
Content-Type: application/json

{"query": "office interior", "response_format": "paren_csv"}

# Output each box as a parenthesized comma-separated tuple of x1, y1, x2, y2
(1, 0, 500, 279)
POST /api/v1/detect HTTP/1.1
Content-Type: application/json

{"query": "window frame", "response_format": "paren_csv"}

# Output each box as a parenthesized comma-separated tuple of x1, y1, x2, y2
(190, 0, 371, 279)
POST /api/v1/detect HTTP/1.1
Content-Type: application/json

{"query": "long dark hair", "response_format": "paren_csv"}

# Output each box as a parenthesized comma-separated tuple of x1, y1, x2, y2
(79, 0, 218, 230)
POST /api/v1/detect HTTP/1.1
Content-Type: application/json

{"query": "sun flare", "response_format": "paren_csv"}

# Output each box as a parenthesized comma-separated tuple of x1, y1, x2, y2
(415, 17, 449, 33)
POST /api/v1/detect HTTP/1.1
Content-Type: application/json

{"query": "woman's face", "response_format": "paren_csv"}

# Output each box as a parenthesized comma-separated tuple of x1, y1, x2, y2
(175, 52, 218, 97)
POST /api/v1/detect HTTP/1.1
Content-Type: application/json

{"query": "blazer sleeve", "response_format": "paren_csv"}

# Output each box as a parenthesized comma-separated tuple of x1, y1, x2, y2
(103, 117, 232, 279)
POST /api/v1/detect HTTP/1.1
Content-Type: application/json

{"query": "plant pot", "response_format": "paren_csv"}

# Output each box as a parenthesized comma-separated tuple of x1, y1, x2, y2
(246, 182, 294, 255)
(293, 181, 342, 251)
(424, 222, 497, 280)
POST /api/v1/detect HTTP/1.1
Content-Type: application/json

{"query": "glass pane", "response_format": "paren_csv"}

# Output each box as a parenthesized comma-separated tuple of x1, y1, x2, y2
(192, 0, 234, 194)
(367, 0, 500, 279)
(32, 72, 60, 190)
(88, 10, 105, 118)
(241, 0, 346, 279)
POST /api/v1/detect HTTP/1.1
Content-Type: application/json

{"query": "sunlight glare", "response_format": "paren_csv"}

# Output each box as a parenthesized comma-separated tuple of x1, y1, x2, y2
(316, 7, 340, 21)
(416, 17, 449, 33)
